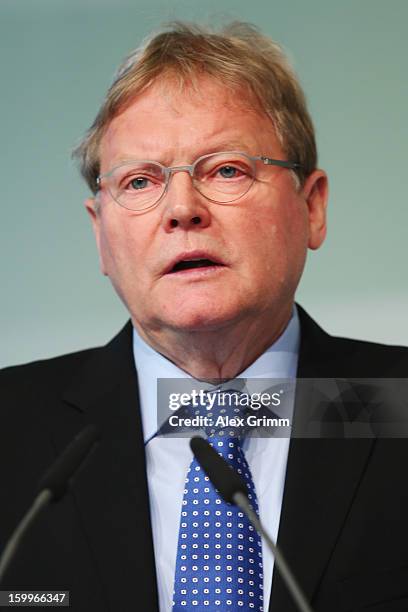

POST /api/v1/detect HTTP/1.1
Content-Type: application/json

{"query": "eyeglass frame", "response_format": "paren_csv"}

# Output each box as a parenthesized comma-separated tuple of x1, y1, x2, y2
(96, 151, 302, 212)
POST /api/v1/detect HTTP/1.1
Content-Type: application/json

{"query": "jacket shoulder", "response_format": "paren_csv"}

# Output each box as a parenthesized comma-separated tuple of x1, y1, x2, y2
(297, 305, 408, 377)
(0, 347, 102, 402)
(0, 320, 133, 412)
(331, 335, 408, 375)
(329, 332, 408, 357)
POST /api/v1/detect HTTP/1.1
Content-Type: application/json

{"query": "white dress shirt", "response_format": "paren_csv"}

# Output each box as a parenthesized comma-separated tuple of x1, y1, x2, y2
(132, 307, 300, 611)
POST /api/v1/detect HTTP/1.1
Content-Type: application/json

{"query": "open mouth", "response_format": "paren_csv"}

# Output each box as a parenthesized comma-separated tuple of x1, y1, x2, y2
(169, 258, 224, 273)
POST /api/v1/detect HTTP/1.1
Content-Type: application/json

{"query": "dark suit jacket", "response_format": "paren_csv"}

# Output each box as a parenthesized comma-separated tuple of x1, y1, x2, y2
(1, 306, 408, 612)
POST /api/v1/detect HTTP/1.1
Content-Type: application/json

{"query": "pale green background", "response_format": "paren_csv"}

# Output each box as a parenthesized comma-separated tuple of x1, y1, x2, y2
(1, 0, 407, 367)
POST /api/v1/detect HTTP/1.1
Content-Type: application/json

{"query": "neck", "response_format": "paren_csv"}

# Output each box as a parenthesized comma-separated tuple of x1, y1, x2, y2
(133, 304, 293, 380)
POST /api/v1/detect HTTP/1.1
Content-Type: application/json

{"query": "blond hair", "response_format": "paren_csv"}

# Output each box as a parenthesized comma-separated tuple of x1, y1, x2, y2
(73, 21, 317, 193)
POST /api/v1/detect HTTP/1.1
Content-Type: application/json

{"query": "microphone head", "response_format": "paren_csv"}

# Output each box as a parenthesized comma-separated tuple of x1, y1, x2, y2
(190, 436, 248, 504)
(38, 424, 99, 501)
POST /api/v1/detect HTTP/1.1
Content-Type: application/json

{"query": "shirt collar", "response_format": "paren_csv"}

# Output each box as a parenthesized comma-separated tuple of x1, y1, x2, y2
(133, 306, 300, 444)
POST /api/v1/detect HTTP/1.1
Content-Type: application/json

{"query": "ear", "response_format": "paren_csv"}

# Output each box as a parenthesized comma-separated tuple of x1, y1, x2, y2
(84, 197, 108, 276)
(301, 169, 329, 250)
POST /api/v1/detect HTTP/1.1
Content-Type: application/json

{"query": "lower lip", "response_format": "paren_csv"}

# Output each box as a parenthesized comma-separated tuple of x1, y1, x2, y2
(165, 265, 227, 278)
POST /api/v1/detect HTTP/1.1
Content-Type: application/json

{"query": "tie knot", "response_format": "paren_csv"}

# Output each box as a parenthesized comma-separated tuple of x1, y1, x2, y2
(196, 389, 249, 441)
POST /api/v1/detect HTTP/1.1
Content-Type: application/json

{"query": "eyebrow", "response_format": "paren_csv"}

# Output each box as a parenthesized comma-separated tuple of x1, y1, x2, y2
(111, 139, 256, 166)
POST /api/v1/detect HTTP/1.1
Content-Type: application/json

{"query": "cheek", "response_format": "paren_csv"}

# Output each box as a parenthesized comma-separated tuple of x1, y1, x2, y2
(97, 214, 143, 276)
(247, 199, 308, 279)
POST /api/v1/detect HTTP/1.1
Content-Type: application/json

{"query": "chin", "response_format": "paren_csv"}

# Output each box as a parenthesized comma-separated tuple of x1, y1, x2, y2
(162, 305, 243, 333)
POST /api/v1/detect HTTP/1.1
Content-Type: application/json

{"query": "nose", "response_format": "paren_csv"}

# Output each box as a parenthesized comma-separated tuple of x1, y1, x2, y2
(161, 168, 211, 232)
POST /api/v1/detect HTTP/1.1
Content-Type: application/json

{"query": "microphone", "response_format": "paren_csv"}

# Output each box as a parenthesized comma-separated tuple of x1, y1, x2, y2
(0, 425, 99, 584)
(37, 424, 99, 501)
(190, 436, 315, 612)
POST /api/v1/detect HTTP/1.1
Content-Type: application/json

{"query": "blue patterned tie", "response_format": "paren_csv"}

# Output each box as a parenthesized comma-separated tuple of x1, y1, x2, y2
(172, 391, 264, 610)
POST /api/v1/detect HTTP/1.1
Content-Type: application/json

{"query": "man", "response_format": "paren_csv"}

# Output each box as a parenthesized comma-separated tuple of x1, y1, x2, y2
(1, 21, 408, 612)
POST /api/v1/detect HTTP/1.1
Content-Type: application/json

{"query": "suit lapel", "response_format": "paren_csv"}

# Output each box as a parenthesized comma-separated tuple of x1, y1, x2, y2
(58, 322, 159, 611)
(269, 307, 375, 611)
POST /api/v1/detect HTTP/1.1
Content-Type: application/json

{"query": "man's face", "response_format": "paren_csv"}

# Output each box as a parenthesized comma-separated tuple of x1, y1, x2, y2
(86, 77, 327, 337)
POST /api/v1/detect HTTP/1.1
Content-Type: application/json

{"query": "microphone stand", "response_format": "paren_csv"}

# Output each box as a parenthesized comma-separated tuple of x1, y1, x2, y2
(0, 425, 99, 585)
(0, 490, 52, 583)
(233, 491, 314, 612)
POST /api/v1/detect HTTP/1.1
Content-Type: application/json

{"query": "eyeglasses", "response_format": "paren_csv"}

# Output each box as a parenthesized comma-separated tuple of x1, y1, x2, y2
(96, 151, 301, 212)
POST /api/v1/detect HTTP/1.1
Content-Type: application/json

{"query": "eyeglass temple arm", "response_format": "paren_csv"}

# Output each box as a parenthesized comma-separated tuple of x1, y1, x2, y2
(259, 156, 301, 170)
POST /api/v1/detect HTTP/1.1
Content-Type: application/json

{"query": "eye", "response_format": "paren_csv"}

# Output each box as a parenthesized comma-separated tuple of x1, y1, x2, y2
(120, 172, 159, 193)
(128, 176, 150, 190)
(217, 165, 240, 179)
(213, 163, 249, 180)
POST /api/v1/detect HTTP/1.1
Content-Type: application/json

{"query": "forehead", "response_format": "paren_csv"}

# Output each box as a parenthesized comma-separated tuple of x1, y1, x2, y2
(99, 77, 282, 170)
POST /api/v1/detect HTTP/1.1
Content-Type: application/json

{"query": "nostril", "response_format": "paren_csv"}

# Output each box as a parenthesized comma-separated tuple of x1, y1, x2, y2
(191, 216, 201, 225)
(170, 219, 178, 228)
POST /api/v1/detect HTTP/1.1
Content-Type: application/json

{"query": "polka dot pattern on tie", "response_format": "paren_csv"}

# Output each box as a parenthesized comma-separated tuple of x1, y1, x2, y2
(172, 399, 264, 611)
